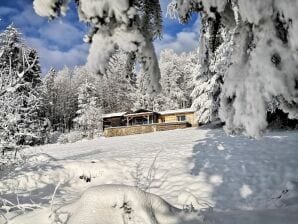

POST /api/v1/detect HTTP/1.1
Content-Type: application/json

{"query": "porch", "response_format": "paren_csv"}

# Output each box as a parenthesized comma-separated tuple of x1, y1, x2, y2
(124, 109, 159, 126)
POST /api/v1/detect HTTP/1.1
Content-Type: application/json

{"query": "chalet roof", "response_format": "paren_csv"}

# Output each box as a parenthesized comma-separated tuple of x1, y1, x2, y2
(102, 108, 195, 119)
(102, 112, 127, 119)
(158, 108, 195, 115)
(123, 109, 157, 117)
(124, 111, 157, 117)
(133, 109, 153, 113)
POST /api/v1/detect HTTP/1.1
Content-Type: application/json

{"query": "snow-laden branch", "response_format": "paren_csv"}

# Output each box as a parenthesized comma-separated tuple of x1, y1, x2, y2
(0, 197, 42, 213)
(33, 0, 162, 93)
(172, 0, 298, 137)
(0, 54, 38, 97)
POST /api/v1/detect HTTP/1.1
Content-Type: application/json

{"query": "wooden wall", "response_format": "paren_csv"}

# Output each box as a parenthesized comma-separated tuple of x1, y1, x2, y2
(159, 112, 196, 126)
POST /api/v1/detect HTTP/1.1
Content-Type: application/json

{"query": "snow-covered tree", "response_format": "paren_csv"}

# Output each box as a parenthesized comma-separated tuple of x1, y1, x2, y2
(159, 49, 195, 110)
(168, 0, 298, 137)
(101, 51, 137, 113)
(42, 66, 103, 133)
(74, 80, 102, 138)
(135, 49, 195, 111)
(43, 68, 58, 130)
(134, 69, 159, 111)
(72, 66, 98, 89)
(54, 66, 78, 132)
(0, 25, 46, 151)
(191, 16, 234, 125)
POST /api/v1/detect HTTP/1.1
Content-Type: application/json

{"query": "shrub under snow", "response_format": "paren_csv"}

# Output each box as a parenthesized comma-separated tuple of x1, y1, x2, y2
(58, 131, 84, 144)
(53, 184, 202, 224)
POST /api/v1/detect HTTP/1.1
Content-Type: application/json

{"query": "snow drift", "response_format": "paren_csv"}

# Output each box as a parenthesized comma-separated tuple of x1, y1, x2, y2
(52, 184, 201, 224)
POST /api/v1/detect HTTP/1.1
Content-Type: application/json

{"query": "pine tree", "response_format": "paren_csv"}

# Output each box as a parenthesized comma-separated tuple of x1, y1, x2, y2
(74, 80, 102, 138)
(102, 51, 137, 113)
(0, 25, 46, 152)
(43, 68, 58, 131)
(159, 49, 195, 110)
(54, 66, 78, 132)
(42, 66, 102, 133)
(191, 24, 234, 125)
(134, 69, 155, 111)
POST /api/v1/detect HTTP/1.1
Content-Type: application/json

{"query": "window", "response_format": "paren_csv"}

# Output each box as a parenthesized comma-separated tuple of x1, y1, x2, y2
(177, 115, 186, 122)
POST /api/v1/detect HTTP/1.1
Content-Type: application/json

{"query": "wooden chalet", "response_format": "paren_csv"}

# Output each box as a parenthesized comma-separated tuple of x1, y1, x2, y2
(102, 108, 197, 137)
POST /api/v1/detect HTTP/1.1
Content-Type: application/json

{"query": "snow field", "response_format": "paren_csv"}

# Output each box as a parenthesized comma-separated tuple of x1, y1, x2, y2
(1, 128, 298, 223)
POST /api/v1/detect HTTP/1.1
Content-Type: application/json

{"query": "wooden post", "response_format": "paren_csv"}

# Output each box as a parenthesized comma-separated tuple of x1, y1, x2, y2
(127, 117, 129, 126)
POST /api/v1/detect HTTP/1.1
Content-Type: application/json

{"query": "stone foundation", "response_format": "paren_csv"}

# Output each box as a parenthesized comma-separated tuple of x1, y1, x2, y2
(103, 122, 191, 137)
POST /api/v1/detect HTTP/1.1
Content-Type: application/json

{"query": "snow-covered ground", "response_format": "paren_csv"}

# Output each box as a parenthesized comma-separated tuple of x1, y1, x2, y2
(1, 127, 298, 224)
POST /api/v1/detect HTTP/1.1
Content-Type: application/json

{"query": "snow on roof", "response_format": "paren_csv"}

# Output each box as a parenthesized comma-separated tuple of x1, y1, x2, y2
(102, 112, 127, 118)
(103, 108, 195, 118)
(158, 108, 195, 115)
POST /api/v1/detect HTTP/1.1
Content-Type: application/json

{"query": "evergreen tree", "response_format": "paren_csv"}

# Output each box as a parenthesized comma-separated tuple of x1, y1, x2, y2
(43, 68, 58, 131)
(42, 66, 102, 133)
(159, 49, 195, 110)
(74, 80, 102, 138)
(102, 51, 137, 113)
(55, 67, 78, 132)
(169, 0, 298, 137)
(135, 49, 195, 112)
(0, 25, 46, 152)
(191, 24, 234, 125)
(134, 69, 156, 111)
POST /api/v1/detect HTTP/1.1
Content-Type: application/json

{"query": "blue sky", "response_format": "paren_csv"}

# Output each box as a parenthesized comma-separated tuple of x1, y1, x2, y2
(0, 0, 200, 73)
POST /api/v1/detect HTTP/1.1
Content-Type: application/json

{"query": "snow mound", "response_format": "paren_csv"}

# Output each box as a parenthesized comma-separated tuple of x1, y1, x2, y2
(27, 153, 55, 164)
(53, 184, 202, 224)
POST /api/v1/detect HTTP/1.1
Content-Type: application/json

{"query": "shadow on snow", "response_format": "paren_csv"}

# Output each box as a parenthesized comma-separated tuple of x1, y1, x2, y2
(190, 128, 298, 210)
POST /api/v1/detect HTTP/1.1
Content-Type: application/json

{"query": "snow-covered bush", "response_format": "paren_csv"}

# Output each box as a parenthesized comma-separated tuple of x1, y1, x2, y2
(57, 131, 84, 144)
(47, 131, 63, 144)
(0, 149, 26, 172)
(53, 184, 202, 224)
(67, 131, 84, 143)
(57, 134, 69, 144)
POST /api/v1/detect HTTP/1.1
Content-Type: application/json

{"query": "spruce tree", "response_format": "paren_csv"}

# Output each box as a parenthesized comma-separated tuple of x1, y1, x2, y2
(0, 25, 45, 154)
(74, 80, 102, 138)
(102, 51, 137, 113)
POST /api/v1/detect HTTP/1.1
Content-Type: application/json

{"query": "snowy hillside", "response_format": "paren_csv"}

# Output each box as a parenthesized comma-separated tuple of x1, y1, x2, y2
(1, 128, 298, 223)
